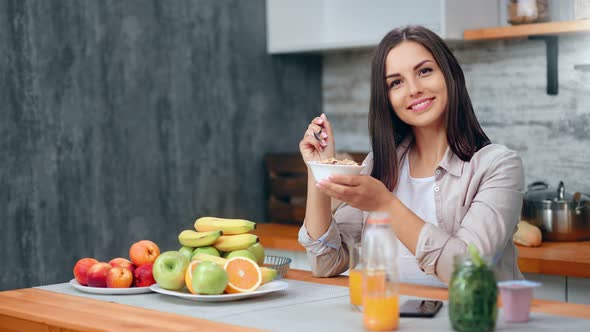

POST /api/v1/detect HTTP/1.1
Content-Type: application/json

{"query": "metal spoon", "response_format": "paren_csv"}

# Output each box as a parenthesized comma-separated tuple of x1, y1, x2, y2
(313, 128, 323, 141)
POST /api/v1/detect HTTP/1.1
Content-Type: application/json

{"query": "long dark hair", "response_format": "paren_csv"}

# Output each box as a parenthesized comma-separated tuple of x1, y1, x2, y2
(369, 25, 490, 191)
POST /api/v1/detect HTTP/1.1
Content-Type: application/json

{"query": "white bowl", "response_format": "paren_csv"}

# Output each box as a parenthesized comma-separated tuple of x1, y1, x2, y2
(306, 161, 366, 182)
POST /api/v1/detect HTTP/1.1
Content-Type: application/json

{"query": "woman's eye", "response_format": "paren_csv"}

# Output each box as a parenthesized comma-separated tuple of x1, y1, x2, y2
(389, 79, 401, 89)
(418, 67, 433, 76)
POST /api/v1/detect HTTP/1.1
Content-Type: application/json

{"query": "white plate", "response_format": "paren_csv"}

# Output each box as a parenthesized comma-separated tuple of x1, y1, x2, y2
(69, 279, 154, 295)
(149, 280, 289, 302)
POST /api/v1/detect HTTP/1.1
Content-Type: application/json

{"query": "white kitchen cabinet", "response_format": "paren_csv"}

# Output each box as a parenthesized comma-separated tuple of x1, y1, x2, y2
(266, 0, 501, 54)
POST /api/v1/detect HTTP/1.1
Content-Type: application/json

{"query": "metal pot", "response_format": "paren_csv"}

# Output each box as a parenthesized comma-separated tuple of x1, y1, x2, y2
(522, 181, 590, 241)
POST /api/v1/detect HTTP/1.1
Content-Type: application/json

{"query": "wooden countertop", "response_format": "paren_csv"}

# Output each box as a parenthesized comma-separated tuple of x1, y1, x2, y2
(0, 287, 259, 332)
(253, 223, 590, 278)
(1, 269, 590, 332)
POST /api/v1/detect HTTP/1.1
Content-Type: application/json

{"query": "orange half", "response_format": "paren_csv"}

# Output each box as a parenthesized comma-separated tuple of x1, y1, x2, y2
(184, 260, 201, 294)
(223, 257, 262, 294)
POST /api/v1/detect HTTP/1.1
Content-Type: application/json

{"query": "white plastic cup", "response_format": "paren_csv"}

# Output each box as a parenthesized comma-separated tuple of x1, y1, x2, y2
(498, 280, 542, 322)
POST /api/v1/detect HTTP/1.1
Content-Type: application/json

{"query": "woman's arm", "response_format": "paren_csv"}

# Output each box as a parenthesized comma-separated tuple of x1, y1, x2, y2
(304, 171, 334, 240)
(299, 113, 336, 240)
(298, 153, 373, 277)
(298, 204, 363, 277)
(413, 149, 524, 283)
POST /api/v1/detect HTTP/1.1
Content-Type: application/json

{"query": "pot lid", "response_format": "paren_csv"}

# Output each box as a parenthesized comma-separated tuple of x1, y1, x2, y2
(525, 181, 561, 201)
(526, 181, 590, 204)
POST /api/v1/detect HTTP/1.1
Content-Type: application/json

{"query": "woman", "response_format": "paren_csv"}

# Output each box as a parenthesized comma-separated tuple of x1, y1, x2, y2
(298, 26, 524, 287)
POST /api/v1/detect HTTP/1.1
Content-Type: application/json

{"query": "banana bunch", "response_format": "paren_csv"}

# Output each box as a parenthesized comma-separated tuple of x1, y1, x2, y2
(194, 217, 256, 235)
(193, 216, 259, 252)
(177, 216, 276, 286)
(178, 216, 266, 263)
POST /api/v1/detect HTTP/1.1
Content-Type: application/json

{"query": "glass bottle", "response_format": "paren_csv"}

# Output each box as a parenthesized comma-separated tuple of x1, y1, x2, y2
(361, 211, 399, 331)
(449, 251, 498, 332)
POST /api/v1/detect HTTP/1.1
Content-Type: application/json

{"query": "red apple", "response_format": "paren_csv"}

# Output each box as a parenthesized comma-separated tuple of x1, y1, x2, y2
(106, 267, 134, 288)
(133, 263, 156, 287)
(129, 240, 160, 266)
(86, 262, 112, 288)
(109, 257, 136, 274)
(73, 258, 99, 286)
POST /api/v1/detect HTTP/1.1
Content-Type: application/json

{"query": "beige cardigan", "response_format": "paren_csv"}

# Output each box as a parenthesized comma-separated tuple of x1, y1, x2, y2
(298, 141, 525, 284)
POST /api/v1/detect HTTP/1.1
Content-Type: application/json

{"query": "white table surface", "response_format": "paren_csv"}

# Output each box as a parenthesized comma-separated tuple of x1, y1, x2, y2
(38, 279, 590, 331)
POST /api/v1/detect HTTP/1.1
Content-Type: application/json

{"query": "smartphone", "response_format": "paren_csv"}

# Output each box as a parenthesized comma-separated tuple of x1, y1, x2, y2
(399, 300, 443, 318)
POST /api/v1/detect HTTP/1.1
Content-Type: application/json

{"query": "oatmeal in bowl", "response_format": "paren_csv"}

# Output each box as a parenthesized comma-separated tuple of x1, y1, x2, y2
(317, 158, 359, 166)
(306, 157, 365, 182)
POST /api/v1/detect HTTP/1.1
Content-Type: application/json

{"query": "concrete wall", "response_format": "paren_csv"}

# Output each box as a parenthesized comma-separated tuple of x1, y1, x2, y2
(0, 0, 322, 290)
(324, 35, 590, 194)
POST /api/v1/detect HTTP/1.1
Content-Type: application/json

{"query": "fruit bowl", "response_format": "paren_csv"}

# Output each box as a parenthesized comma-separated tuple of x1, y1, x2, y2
(264, 255, 292, 279)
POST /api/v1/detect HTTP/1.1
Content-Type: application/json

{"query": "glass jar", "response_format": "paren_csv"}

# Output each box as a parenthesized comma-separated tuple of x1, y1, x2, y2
(449, 254, 498, 332)
(508, 0, 549, 25)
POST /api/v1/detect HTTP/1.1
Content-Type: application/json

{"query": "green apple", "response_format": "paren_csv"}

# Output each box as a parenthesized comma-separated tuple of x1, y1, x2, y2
(192, 261, 228, 295)
(152, 251, 189, 290)
(178, 246, 194, 261)
(247, 243, 265, 265)
(225, 249, 256, 262)
(192, 246, 220, 258)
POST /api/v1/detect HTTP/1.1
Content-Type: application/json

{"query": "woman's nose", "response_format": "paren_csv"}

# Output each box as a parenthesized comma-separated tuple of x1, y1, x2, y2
(407, 78, 423, 97)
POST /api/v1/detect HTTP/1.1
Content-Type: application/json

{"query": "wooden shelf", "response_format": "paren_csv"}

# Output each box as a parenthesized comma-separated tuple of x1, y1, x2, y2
(255, 223, 590, 278)
(464, 20, 590, 40)
(464, 20, 590, 95)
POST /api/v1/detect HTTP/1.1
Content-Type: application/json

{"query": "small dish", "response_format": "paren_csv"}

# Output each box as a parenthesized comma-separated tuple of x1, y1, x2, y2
(498, 280, 542, 322)
(264, 255, 292, 279)
(306, 161, 365, 182)
(69, 279, 153, 295)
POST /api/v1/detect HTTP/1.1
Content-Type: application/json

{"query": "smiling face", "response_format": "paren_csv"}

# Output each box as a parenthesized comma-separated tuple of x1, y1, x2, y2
(384, 41, 448, 130)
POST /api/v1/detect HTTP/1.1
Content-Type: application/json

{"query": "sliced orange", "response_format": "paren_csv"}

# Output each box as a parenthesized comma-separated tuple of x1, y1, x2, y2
(185, 260, 201, 294)
(223, 257, 262, 294)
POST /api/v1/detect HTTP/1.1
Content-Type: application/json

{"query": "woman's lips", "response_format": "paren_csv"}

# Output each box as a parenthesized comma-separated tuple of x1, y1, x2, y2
(408, 97, 435, 112)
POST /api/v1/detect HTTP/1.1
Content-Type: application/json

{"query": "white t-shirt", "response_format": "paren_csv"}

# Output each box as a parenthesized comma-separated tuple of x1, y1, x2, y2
(393, 152, 448, 288)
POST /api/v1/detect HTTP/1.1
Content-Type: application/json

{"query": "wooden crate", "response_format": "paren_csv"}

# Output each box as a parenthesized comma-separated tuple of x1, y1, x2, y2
(264, 152, 367, 225)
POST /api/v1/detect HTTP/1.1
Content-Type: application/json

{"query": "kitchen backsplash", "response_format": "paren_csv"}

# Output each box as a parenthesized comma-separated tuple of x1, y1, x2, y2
(323, 35, 590, 194)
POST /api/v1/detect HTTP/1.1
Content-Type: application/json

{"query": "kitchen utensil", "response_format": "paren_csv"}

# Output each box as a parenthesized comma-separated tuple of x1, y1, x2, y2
(521, 181, 553, 220)
(522, 181, 590, 241)
(313, 128, 323, 141)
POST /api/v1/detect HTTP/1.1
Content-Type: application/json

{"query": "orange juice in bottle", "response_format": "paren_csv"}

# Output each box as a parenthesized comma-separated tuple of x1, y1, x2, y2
(362, 212, 399, 331)
(364, 294, 400, 330)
